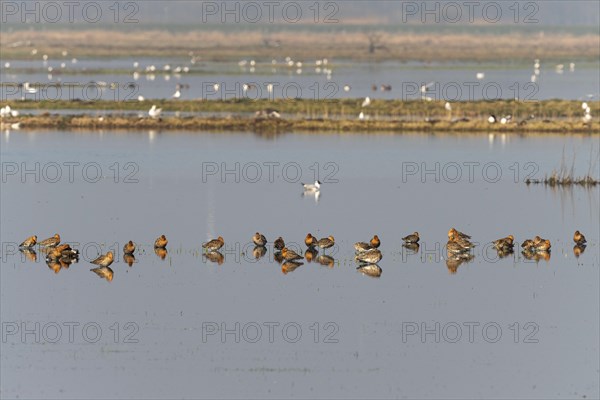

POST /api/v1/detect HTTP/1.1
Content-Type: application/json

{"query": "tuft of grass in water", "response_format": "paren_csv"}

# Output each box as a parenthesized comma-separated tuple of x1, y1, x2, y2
(525, 149, 600, 187)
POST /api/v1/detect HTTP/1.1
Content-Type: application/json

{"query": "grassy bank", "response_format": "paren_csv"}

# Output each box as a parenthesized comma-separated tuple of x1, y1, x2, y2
(3, 98, 599, 120)
(2, 113, 598, 134)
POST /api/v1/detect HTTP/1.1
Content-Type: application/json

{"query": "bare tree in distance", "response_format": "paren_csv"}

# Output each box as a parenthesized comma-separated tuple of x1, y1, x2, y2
(366, 32, 389, 54)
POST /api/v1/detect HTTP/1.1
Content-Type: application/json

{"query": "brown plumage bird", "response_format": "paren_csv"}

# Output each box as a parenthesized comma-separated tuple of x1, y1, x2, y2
(39, 233, 60, 248)
(154, 235, 168, 249)
(19, 235, 37, 248)
(252, 232, 267, 246)
(281, 247, 303, 261)
(573, 230, 586, 245)
(47, 244, 78, 260)
(535, 239, 551, 251)
(448, 228, 471, 240)
(273, 237, 285, 250)
(355, 248, 382, 264)
(90, 251, 114, 268)
(203, 236, 224, 251)
(402, 232, 419, 244)
(305, 233, 316, 247)
(493, 235, 514, 250)
(317, 236, 335, 249)
(123, 240, 136, 254)
(354, 235, 381, 253)
(521, 239, 535, 250)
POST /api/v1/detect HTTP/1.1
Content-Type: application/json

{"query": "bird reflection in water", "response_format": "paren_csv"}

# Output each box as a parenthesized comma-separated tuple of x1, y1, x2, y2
(20, 248, 37, 262)
(302, 189, 321, 203)
(304, 247, 318, 263)
(496, 248, 514, 259)
(154, 247, 168, 260)
(357, 264, 382, 278)
(282, 260, 303, 274)
(573, 244, 586, 258)
(203, 250, 224, 265)
(316, 254, 335, 268)
(124, 253, 136, 267)
(90, 266, 114, 282)
(521, 249, 551, 263)
(252, 245, 267, 260)
(446, 252, 474, 274)
(273, 251, 284, 264)
(402, 242, 420, 254)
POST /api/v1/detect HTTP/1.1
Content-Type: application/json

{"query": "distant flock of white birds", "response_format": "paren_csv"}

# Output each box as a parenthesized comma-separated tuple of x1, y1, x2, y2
(1, 51, 596, 127)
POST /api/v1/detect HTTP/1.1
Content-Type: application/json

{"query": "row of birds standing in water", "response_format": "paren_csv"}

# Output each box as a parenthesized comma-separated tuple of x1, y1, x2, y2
(17, 229, 588, 280)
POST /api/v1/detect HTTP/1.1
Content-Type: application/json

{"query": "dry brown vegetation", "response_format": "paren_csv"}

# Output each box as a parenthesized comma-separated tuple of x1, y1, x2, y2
(2, 112, 598, 134)
(2, 29, 598, 62)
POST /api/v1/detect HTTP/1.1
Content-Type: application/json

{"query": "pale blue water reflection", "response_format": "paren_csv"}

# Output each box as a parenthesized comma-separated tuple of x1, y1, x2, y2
(1, 129, 598, 399)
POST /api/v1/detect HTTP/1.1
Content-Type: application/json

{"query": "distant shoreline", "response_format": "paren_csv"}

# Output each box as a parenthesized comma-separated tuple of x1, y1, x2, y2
(1, 29, 598, 62)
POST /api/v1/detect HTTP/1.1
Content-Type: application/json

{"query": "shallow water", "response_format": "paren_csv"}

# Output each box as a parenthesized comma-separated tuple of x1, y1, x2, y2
(2, 59, 599, 101)
(1, 130, 599, 399)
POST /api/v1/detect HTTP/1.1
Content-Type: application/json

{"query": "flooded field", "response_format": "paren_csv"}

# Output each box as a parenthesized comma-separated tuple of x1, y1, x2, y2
(2, 58, 599, 101)
(1, 129, 598, 399)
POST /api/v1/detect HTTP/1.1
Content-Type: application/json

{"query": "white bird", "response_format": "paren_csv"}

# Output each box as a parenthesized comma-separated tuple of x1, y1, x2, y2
(583, 113, 592, 123)
(302, 180, 321, 192)
(476, 72, 485, 80)
(137, 95, 145, 102)
(23, 82, 37, 94)
(0, 105, 18, 118)
(148, 105, 162, 118)
(500, 115, 512, 124)
(445, 102, 452, 111)
(420, 82, 435, 93)
(488, 115, 497, 124)
(213, 83, 219, 91)
(343, 85, 351, 92)
(361, 97, 371, 107)
(582, 102, 588, 110)
(358, 112, 365, 120)
(172, 89, 181, 99)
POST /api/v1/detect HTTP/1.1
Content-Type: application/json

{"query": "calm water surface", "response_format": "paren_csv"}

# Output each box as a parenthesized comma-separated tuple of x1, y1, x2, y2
(2, 59, 599, 101)
(1, 130, 599, 399)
